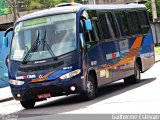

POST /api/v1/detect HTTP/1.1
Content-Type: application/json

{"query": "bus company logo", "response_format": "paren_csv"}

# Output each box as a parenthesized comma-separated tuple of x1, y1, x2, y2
(16, 75, 36, 80)
(106, 52, 120, 60)
(39, 74, 43, 79)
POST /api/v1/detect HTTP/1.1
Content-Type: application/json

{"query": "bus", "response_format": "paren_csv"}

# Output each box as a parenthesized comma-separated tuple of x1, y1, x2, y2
(4, 3, 155, 109)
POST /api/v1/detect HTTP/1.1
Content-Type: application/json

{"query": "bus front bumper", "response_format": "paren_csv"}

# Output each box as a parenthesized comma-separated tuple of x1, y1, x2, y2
(10, 76, 86, 101)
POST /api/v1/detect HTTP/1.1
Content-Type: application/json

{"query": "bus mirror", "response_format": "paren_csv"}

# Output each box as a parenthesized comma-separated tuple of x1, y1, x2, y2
(3, 27, 13, 47)
(3, 37, 8, 47)
(84, 19, 92, 31)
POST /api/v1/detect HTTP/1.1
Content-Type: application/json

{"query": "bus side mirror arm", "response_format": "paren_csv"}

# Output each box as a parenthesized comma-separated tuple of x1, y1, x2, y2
(80, 33, 86, 51)
(3, 27, 13, 47)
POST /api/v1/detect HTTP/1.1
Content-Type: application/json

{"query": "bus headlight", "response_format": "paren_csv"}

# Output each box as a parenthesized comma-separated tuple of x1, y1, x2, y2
(9, 79, 25, 86)
(60, 69, 81, 80)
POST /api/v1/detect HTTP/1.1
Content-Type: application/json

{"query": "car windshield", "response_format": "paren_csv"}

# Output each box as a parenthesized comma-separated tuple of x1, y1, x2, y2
(11, 13, 76, 61)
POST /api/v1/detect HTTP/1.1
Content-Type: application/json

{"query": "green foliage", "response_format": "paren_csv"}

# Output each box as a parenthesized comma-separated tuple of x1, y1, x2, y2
(0, 0, 12, 15)
(0, 0, 5, 15)
(27, 0, 43, 10)
(145, 0, 160, 19)
(25, 0, 82, 10)
(145, 1, 152, 20)
(145, 1, 151, 13)
(157, 0, 160, 17)
(4, 8, 11, 14)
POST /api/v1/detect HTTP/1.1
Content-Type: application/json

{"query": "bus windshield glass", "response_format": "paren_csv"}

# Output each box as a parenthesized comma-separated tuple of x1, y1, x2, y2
(11, 13, 76, 62)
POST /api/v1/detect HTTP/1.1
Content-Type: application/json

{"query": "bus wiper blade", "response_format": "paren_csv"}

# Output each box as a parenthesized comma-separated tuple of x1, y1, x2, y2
(42, 30, 57, 60)
(22, 31, 40, 64)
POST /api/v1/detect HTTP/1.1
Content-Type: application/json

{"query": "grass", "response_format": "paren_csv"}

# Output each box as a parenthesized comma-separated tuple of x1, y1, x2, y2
(155, 46, 160, 55)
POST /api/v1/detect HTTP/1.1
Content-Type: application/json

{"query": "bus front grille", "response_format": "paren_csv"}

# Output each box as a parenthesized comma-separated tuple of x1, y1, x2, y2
(18, 61, 64, 72)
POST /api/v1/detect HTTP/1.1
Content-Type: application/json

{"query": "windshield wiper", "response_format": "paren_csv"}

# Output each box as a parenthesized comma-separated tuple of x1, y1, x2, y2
(22, 30, 40, 64)
(22, 30, 57, 64)
(42, 30, 56, 58)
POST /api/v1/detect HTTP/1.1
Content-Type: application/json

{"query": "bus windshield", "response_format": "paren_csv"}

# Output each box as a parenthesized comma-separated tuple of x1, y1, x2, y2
(11, 13, 76, 62)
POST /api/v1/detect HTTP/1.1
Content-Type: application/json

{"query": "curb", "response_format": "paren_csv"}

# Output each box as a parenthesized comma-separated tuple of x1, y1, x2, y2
(155, 60, 160, 63)
(0, 97, 13, 103)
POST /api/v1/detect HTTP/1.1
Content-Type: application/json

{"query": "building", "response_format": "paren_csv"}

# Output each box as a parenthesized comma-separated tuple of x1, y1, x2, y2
(89, 0, 147, 4)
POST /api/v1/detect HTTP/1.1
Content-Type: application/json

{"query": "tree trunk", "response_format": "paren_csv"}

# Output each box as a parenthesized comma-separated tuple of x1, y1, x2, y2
(5, 0, 20, 22)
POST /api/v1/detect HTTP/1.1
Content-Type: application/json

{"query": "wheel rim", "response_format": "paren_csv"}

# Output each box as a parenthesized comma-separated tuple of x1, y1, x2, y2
(87, 80, 94, 96)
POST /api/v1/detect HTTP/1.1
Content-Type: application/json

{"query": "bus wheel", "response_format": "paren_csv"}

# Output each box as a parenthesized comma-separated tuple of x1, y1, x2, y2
(20, 100, 35, 109)
(124, 62, 141, 85)
(82, 75, 96, 100)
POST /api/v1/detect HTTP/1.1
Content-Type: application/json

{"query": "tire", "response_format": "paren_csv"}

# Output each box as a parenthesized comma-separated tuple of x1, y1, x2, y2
(124, 62, 141, 85)
(20, 100, 36, 109)
(81, 75, 96, 100)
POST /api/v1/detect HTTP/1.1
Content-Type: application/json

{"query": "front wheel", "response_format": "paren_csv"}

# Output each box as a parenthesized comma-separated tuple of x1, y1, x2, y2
(124, 62, 141, 85)
(20, 100, 36, 109)
(81, 75, 96, 100)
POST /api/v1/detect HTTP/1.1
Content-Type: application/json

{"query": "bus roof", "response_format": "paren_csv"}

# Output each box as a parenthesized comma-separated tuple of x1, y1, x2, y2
(16, 4, 146, 22)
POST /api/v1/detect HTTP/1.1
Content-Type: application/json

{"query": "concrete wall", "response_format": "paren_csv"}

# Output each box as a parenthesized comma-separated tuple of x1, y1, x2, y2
(0, 31, 12, 87)
(0, 10, 39, 29)
(151, 22, 160, 45)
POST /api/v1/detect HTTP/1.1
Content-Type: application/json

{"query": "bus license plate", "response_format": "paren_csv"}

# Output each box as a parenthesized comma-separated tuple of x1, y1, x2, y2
(37, 93, 51, 99)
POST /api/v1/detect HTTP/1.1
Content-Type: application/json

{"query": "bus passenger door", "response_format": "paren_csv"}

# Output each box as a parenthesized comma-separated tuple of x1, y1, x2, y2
(81, 10, 113, 86)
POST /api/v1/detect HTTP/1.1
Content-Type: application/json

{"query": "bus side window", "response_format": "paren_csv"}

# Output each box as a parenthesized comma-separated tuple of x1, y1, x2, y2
(88, 10, 100, 42)
(137, 10, 150, 34)
(126, 11, 141, 35)
(81, 10, 99, 49)
(115, 11, 130, 37)
(97, 11, 117, 40)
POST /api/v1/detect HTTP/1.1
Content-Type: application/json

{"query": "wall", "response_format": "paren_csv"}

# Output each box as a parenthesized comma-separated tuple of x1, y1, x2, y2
(95, 0, 147, 4)
(0, 30, 12, 87)
(151, 22, 160, 45)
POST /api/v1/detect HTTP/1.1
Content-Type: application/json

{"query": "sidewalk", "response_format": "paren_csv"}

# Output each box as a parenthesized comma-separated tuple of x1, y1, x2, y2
(155, 53, 160, 62)
(0, 86, 13, 103)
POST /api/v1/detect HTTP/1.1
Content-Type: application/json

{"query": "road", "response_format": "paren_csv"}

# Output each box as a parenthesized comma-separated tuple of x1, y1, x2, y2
(0, 62, 160, 119)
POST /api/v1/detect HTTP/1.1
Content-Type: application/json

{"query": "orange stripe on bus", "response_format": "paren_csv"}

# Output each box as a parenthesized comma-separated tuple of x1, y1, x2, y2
(29, 71, 54, 83)
(96, 36, 143, 72)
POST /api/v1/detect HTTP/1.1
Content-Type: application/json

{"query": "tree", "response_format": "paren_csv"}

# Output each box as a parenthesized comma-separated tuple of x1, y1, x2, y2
(1, 0, 82, 22)
(4, 0, 20, 22)
(145, 0, 160, 20)
(145, 0, 152, 20)
(156, 0, 160, 18)
(26, 0, 81, 10)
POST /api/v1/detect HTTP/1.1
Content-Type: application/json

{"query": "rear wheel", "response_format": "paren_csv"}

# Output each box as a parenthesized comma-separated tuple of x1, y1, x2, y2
(81, 75, 96, 100)
(124, 62, 141, 85)
(20, 100, 36, 109)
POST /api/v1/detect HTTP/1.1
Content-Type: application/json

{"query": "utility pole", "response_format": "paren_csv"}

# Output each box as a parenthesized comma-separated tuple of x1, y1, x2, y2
(93, 0, 96, 4)
(151, 0, 158, 22)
